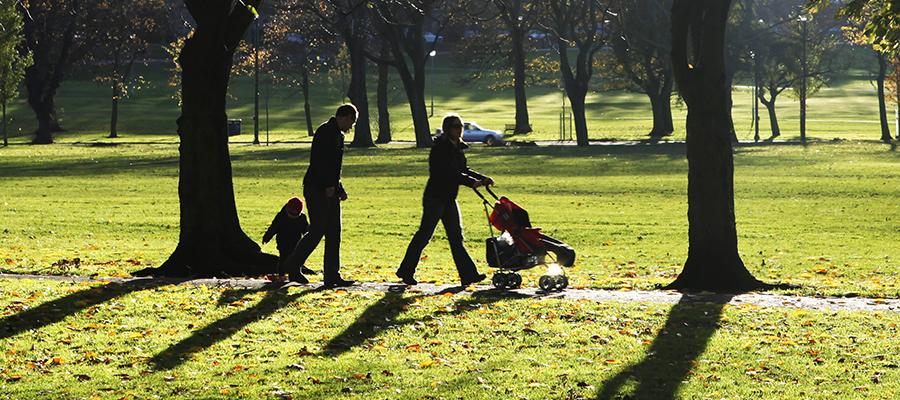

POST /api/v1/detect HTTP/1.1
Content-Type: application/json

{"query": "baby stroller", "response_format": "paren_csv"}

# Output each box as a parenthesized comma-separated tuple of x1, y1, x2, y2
(473, 186, 576, 291)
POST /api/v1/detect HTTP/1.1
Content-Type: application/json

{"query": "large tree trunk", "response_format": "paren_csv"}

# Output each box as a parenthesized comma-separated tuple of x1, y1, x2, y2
(137, 0, 276, 277)
(648, 91, 675, 137)
(347, 25, 374, 147)
(21, 3, 78, 145)
(666, 0, 764, 292)
(375, 51, 391, 144)
(567, 88, 589, 146)
(559, 42, 590, 147)
(876, 52, 891, 142)
(760, 95, 780, 138)
(510, 29, 531, 134)
(301, 67, 313, 137)
(26, 75, 55, 144)
(394, 57, 432, 147)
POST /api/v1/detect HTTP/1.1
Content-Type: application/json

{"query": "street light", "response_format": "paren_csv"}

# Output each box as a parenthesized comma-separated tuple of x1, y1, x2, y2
(429, 50, 437, 117)
(751, 50, 760, 143)
(798, 14, 808, 144)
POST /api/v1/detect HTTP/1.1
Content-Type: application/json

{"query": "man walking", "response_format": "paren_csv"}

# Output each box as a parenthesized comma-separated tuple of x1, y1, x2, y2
(284, 104, 357, 287)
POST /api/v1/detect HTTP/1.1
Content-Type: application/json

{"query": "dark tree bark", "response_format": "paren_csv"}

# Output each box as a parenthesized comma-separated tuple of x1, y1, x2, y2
(22, 10, 76, 144)
(495, 0, 534, 134)
(301, 66, 314, 137)
(347, 40, 374, 147)
(760, 96, 780, 137)
(647, 77, 675, 137)
(876, 52, 891, 142)
(375, 42, 392, 144)
(559, 48, 591, 146)
(370, 0, 442, 148)
(110, 81, 119, 139)
(510, 28, 531, 134)
(2, 102, 7, 147)
(136, 0, 277, 277)
(666, 0, 764, 292)
(546, 0, 611, 146)
(346, 7, 374, 148)
(609, 0, 675, 138)
(20, 0, 93, 144)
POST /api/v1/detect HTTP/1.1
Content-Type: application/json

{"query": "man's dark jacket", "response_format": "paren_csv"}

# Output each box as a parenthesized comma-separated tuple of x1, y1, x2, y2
(423, 135, 487, 201)
(303, 117, 344, 190)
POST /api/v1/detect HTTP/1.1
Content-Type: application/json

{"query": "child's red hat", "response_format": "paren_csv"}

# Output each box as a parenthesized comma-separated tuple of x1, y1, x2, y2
(286, 197, 303, 214)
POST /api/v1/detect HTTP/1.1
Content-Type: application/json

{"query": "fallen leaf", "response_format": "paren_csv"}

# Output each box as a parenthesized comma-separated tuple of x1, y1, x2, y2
(405, 344, 422, 352)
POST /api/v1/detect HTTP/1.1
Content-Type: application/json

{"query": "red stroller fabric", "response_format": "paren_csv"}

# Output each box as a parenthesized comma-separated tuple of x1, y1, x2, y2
(489, 197, 544, 253)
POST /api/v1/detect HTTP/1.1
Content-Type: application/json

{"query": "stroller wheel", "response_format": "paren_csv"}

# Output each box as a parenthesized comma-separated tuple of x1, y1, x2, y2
(554, 275, 568, 290)
(492, 273, 507, 289)
(508, 273, 522, 289)
(538, 275, 555, 292)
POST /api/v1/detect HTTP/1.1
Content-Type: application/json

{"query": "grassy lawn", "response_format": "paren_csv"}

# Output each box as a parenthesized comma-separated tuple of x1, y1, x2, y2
(2, 60, 897, 144)
(0, 278, 897, 399)
(1, 141, 897, 298)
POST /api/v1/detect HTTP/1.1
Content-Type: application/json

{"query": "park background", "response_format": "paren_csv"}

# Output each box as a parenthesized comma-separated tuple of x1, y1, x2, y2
(0, 0, 899, 399)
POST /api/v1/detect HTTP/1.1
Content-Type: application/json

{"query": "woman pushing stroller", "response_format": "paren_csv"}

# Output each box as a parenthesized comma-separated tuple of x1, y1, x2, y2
(396, 114, 493, 286)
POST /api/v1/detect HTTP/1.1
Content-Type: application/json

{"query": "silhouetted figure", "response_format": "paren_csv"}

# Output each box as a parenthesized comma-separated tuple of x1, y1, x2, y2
(282, 104, 357, 287)
(262, 197, 316, 276)
(396, 114, 491, 286)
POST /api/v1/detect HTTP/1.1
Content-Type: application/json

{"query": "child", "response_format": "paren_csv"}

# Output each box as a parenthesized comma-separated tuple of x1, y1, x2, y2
(262, 197, 316, 275)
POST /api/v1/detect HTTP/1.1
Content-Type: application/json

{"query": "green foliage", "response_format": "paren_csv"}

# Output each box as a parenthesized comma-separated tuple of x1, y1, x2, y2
(812, 0, 900, 53)
(0, 0, 32, 144)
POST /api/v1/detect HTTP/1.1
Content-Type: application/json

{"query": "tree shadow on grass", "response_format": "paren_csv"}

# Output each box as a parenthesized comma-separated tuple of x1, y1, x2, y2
(322, 286, 533, 356)
(595, 294, 734, 400)
(0, 278, 189, 340)
(150, 284, 317, 371)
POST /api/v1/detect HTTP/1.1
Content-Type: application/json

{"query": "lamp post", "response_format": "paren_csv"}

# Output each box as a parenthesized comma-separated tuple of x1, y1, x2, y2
(798, 14, 808, 144)
(751, 50, 760, 143)
(429, 50, 436, 117)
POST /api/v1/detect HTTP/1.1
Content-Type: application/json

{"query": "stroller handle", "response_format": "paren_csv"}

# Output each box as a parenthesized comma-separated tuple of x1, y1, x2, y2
(472, 185, 499, 204)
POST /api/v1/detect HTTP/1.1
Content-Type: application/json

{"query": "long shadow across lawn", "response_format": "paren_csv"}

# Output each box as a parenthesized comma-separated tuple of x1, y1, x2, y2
(150, 284, 317, 370)
(595, 294, 734, 400)
(0, 278, 189, 340)
(323, 286, 532, 356)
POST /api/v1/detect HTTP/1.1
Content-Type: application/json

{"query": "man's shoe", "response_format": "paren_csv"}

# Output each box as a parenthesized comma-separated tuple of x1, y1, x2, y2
(396, 271, 417, 286)
(324, 278, 356, 288)
(301, 266, 318, 275)
(461, 273, 487, 286)
(288, 272, 309, 284)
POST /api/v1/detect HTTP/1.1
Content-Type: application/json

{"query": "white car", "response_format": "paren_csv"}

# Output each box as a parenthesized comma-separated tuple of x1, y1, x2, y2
(434, 121, 504, 146)
(463, 121, 504, 146)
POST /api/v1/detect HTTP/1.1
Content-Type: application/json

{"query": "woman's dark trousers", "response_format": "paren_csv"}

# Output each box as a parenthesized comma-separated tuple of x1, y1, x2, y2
(398, 196, 478, 281)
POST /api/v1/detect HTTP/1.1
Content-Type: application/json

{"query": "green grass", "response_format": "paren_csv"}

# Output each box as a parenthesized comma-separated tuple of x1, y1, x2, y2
(0, 278, 897, 399)
(1, 141, 897, 298)
(2, 60, 898, 144)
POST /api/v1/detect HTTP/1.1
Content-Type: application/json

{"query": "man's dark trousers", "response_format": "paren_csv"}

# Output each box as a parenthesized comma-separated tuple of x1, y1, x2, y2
(398, 196, 479, 281)
(284, 186, 342, 281)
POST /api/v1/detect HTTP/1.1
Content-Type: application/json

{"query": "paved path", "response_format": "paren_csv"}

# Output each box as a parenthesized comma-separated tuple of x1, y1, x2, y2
(2, 273, 897, 313)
